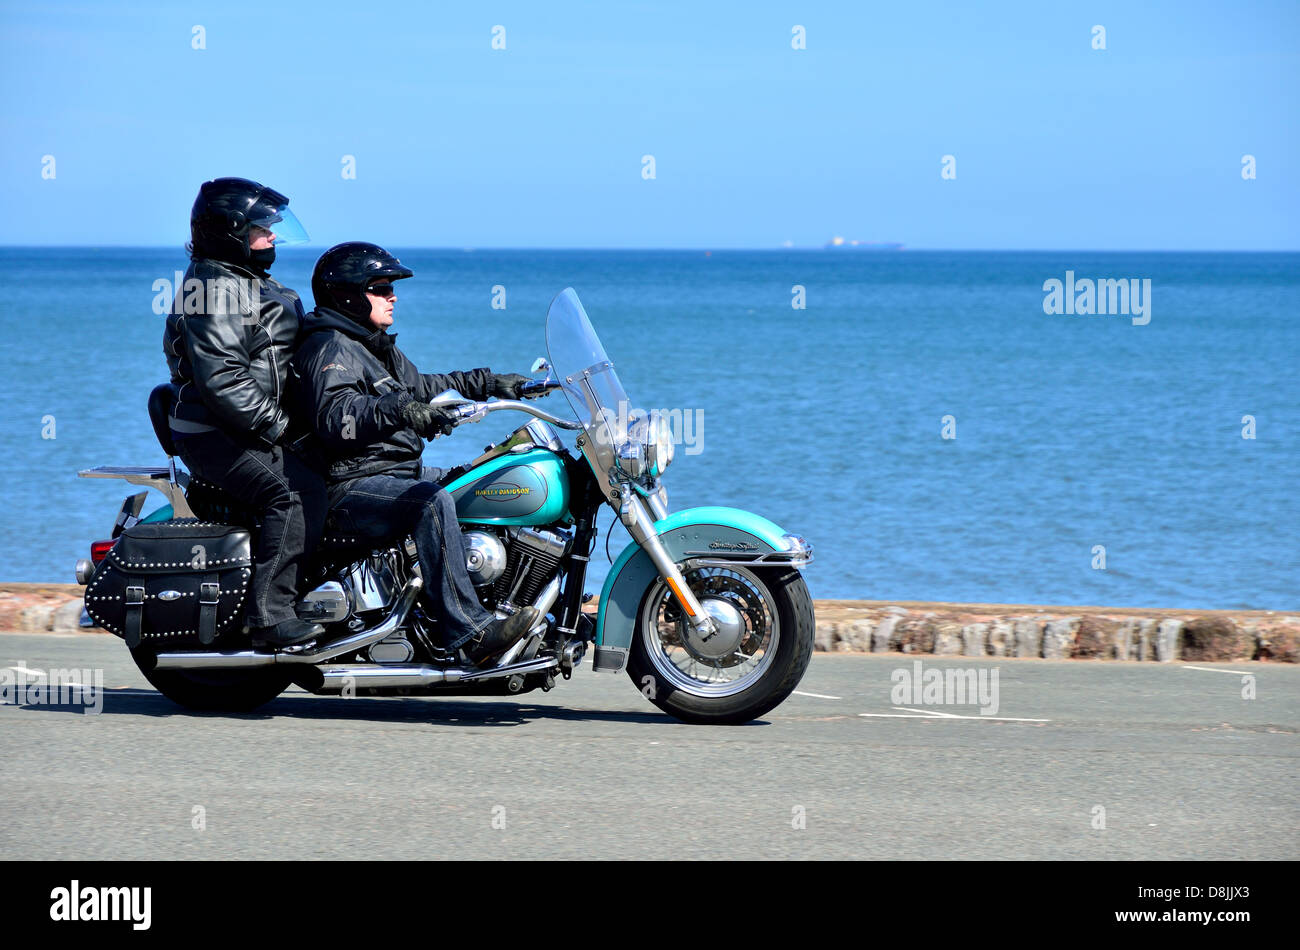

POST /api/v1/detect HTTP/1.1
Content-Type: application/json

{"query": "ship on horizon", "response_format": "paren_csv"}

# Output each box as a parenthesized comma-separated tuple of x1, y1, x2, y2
(824, 236, 904, 250)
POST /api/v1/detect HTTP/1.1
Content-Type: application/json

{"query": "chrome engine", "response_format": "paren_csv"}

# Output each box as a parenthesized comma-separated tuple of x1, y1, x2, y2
(340, 549, 407, 615)
(336, 548, 420, 663)
(464, 530, 508, 588)
(367, 634, 415, 663)
(332, 528, 569, 663)
(478, 527, 569, 611)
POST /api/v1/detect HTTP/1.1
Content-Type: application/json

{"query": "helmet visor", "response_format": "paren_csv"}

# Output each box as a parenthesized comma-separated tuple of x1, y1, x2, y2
(248, 203, 309, 246)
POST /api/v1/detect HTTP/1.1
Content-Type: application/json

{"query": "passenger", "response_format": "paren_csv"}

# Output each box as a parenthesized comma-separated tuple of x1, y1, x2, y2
(293, 242, 538, 665)
(163, 177, 327, 649)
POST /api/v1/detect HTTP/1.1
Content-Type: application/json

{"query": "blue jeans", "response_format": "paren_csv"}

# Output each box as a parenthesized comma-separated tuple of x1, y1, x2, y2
(329, 467, 494, 649)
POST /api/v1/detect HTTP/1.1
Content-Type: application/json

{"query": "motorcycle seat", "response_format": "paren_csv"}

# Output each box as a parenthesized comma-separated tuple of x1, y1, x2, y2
(316, 514, 375, 557)
(186, 475, 259, 529)
(188, 476, 372, 555)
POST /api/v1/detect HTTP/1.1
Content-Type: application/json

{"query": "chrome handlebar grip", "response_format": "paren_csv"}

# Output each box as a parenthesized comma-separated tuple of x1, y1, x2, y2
(447, 398, 583, 431)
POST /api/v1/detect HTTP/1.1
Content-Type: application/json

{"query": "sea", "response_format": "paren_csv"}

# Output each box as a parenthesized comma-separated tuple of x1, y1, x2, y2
(0, 247, 1295, 610)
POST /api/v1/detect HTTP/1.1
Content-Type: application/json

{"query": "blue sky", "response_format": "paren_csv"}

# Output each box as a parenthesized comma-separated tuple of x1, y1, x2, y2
(1, 0, 1297, 249)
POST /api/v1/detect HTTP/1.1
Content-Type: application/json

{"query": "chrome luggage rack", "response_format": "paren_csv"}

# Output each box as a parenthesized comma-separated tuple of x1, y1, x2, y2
(78, 464, 195, 518)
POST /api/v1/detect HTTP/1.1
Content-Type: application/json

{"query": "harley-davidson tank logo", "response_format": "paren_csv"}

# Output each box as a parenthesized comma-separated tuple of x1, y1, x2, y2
(708, 540, 759, 551)
(475, 484, 531, 501)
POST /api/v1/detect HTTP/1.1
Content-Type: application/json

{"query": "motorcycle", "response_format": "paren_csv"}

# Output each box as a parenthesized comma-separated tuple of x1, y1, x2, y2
(74, 288, 815, 724)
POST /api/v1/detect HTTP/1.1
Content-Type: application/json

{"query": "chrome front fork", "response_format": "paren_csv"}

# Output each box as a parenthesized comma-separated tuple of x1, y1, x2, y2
(645, 484, 669, 521)
(618, 486, 718, 640)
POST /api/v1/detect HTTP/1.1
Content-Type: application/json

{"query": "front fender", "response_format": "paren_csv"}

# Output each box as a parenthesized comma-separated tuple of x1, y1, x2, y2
(591, 506, 808, 673)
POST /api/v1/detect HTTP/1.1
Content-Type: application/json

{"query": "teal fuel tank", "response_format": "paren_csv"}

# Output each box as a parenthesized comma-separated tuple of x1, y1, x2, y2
(445, 448, 571, 526)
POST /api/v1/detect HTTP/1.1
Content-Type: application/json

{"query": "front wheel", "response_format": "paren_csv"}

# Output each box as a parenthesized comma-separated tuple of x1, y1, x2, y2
(626, 565, 814, 724)
(130, 645, 292, 712)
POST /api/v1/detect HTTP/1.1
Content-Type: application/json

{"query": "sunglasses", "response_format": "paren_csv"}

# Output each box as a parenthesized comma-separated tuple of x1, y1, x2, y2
(366, 283, 396, 298)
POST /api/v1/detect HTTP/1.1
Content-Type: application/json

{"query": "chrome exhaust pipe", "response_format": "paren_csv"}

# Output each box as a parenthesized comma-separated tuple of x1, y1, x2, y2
(152, 650, 277, 670)
(495, 576, 562, 667)
(531, 575, 562, 617)
(310, 663, 467, 692)
(155, 576, 425, 671)
(461, 655, 559, 682)
(305, 656, 558, 692)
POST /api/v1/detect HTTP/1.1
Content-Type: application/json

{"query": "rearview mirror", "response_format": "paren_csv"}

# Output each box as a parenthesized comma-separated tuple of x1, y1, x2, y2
(429, 389, 472, 408)
(531, 357, 551, 374)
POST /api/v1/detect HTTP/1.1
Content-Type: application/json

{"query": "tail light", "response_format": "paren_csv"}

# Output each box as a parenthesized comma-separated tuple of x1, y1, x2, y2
(90, 540, 115, 563)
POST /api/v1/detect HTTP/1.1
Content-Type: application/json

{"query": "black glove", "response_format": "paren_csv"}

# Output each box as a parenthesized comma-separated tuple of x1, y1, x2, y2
(401, 400, 457, 439)
(256, 413, 291, 449)
(488, 373, 532, 400)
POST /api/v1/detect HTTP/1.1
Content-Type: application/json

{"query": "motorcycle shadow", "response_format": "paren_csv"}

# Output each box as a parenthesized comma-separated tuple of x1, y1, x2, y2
(19, 687, 681, 727)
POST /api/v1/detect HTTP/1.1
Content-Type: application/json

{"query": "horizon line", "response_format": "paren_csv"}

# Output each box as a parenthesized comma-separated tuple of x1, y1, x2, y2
(2, 244, 1298, 254)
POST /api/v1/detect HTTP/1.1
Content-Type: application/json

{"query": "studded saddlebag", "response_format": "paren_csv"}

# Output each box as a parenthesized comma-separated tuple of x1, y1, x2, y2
(84, 519, 253, 648)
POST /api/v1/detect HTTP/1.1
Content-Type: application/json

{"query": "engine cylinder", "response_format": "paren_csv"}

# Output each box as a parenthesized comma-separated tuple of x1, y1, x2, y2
(493, 527, 569, 607)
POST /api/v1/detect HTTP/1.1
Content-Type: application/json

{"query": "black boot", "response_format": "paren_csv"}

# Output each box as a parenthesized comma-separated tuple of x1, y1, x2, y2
(463, 607, 542, 666)
(251, 618, 323, 651)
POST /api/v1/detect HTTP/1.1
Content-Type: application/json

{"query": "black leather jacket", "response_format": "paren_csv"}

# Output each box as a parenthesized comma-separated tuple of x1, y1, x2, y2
(163, 258, 304, 448)
(292, 306, 495, 484)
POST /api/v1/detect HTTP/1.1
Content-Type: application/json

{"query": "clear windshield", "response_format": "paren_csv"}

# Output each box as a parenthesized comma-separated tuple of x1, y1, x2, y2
(545, 288, 632, 476)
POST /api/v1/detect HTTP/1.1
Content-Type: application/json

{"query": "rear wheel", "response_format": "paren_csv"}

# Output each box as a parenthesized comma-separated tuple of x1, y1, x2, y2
(130, 645, 291, 712)
(626, 565, 814, 724)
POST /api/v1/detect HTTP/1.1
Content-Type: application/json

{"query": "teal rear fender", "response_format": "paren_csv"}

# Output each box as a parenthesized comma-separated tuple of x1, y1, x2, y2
(140, 504, 174, 524)
(593, 507, 801, 666)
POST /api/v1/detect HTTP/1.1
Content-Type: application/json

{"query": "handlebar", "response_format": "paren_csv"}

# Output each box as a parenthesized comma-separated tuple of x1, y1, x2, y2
(439, 381, 583, 431)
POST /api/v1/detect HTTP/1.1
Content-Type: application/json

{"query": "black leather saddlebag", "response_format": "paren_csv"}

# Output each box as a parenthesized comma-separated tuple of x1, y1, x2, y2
(84, 520, 253, 648)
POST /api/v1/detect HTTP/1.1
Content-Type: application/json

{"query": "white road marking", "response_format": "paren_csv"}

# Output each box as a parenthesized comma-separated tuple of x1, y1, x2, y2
(793, 690, 842, 700)
(858, 712, 943, 719)
(1182, 665, 1253, 675)
(859, 706, 958, 718)
(859, 706, 1051, 722)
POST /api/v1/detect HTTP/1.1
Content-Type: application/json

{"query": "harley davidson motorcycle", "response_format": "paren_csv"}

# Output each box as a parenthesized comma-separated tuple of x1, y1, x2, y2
(74, 289, 815, 724)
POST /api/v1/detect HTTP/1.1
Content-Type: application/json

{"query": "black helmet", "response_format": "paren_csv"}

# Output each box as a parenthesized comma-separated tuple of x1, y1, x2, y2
(311, 242, 414, 324)
(189, 177, 308, 268)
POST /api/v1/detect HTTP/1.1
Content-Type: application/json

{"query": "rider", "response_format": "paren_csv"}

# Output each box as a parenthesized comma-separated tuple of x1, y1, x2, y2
(163, 177, 328, 650)
(292, 241, 539, 665)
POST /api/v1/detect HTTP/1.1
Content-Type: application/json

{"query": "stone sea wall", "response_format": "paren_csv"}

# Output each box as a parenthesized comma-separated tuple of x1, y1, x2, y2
(811, 599, 1300, 663)
(3, 584, 1296, 663)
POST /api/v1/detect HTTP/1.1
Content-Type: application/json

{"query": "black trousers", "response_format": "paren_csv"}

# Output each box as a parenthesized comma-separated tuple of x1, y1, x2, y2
(329, 467, 496, 649)
(175, 430, 327, 628)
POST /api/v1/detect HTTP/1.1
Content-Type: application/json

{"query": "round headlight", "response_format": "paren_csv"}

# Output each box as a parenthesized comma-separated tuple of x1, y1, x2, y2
(616, 440, 645, 478)
(647, 410, 675, 477)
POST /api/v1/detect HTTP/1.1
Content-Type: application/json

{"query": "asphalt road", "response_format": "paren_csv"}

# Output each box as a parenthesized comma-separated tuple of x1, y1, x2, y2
(1, 632, 1296, 860)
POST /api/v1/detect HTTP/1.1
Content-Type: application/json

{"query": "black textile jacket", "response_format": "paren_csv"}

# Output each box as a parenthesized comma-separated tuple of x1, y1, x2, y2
(291, 306, 494, 484)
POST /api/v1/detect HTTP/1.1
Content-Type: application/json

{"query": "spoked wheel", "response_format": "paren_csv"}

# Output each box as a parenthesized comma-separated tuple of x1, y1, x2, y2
(626, 565, 815, 724)
(130, 644, 291, 712)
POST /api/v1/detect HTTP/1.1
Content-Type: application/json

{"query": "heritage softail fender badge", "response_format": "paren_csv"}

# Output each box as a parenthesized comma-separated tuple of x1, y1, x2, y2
(159, 590, 182, 601)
